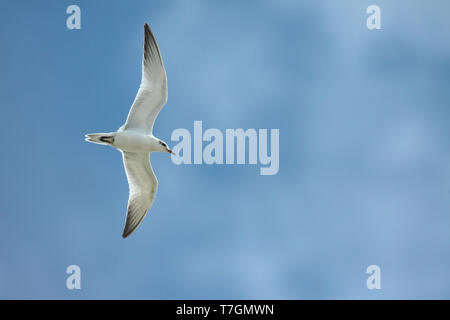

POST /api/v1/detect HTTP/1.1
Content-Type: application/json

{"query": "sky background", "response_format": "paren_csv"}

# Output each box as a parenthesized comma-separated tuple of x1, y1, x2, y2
(1, 0, 450, 299)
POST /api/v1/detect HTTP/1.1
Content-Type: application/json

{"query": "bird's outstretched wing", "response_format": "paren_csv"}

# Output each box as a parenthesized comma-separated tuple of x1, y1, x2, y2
(121, 151, 158, 238)
(121, 23, 168, 134)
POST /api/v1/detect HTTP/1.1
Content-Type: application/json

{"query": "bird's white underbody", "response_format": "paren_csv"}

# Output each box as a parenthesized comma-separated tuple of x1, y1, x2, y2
(114, 131, 161, 153)
(85, 23, 171, 238)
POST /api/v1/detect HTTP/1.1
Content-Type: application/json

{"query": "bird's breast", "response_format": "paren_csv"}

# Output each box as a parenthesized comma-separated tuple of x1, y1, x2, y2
(113, 131, 152, 152)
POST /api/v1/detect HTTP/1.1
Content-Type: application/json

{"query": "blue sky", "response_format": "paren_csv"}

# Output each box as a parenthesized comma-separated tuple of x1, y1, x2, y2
(0, 0, 450, 299)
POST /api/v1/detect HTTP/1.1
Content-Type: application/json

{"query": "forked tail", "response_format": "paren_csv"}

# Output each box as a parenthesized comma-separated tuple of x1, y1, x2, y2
(85, 133, 115, 146)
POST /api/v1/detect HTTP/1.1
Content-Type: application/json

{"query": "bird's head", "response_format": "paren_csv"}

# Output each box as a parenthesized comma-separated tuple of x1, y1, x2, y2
(158, 139, 174, 155)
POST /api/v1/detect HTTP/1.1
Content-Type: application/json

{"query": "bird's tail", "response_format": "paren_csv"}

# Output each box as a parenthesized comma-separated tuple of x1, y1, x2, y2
(85, 133, 115, 146)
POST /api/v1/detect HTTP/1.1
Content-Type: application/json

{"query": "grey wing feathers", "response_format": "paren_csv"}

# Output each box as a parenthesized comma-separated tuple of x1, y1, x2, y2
(121, 23, 168, 134)
(143, 23, 163, 77)
(122, 152, 158, 238)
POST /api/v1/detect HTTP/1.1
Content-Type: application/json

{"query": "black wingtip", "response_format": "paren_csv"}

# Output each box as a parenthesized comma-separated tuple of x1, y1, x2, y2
(122, 223, 131, 238)
(142, 22, 162, 66)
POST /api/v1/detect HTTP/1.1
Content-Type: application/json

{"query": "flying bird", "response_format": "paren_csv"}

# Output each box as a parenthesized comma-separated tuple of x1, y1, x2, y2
(85, 23, 172, 238)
